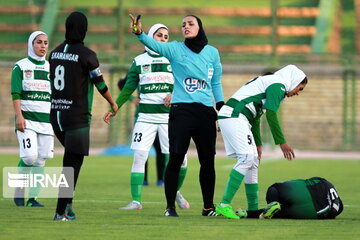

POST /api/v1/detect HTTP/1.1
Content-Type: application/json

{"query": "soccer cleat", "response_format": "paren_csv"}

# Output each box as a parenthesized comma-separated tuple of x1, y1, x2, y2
(216, 205, 240, 219)
(120, 200, 143, 210)
(259, 201, 281, 219)
(65, 203, 76, 220)
(235, 208, 248, 218)
(53, 213, 73, 221)
(164, 207, 179, 217)
(175, 191, 190, 209)
(26, 198, 44, 207)
(156, 180, 164, 187)
(202, 205, 219, 216)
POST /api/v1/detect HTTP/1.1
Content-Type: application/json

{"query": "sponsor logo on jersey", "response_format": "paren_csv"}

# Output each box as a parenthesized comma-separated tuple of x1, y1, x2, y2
(23, 80, 50, 91)
(141, 64, 151, 74)
(35, 66, 46, 70)
(184, 78, 207, 93)
(142, 83, 171, 92)
(24, 70, 33, 79)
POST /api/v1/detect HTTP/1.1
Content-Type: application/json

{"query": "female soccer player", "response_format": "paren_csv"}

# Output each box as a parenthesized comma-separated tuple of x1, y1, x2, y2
(215, 65, 308, 219)
(245, 177, 343, 219)
(50, 12, 118, 221)
(104, 24, 190, 210)
(129, 14, 224, 217)
(11, 31, 53, 207)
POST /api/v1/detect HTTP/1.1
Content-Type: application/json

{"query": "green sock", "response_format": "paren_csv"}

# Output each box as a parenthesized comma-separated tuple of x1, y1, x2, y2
(221, 169, 244, 204)
(177, 166, 187, 191)
(29, 166, 45, 199)
(245, 183, 259, 210)
(130, 172, 144, 202)
(163, 154, 170, 180)
(17, 159, 32, 173)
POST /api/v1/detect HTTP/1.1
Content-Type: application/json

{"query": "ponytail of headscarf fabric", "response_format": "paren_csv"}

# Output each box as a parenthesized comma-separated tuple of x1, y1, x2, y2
(184, 15, 208, 53)
(145, 23, 168, 56)
(28, 31, 47, 62)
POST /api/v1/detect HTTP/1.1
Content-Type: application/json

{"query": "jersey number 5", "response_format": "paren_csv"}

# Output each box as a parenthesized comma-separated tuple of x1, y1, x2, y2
(54, 65, 65, 91)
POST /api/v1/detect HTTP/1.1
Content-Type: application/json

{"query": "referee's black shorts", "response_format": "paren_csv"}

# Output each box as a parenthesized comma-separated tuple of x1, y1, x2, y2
(168, 103, 217, 155)
(54, 127, 90, 156)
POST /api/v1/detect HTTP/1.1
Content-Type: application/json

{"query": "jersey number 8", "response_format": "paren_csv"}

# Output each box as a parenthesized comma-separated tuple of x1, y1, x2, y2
(54, 65, 65, 91)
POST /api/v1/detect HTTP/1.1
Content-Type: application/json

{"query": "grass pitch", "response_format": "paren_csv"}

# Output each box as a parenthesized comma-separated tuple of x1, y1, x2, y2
(0, 153, 359, 240)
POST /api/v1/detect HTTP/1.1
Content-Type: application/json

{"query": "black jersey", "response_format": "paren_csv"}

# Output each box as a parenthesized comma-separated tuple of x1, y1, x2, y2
(305, 177, 344, 219)
(49, 42, 105, 131)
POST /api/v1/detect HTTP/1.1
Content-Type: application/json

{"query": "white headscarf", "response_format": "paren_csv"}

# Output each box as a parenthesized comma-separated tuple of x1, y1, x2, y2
(28, 31, 47, 62)
(273, 65, 306, 92)
(145, 24, 168, 56)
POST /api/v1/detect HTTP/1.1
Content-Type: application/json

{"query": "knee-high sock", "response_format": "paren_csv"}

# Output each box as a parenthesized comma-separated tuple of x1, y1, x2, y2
(130, 150, 148, 202)
(18, 158, 32, 169)
(221, 169, 244, 205)
(165, 152, 184, 208)
(164, 154, 170, 178)
(56, 152, 83, 215)
(245, 183, 258, 210)
(29, 166, 45, 199)
(131, 172, 144, 202)
(15, 159, 32, 198)
(177, 166, 187, 191)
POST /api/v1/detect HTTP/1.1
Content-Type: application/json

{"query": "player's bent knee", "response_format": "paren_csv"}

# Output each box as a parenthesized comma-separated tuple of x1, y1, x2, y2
(22, 155, 38, 166)
(33, 158, 46, 167)
(233, 154, 257, 173)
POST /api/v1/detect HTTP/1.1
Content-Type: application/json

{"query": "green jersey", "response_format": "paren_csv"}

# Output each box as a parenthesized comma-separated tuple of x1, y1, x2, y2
(11, 57, 53, 135)
(115, 52, 173, 124)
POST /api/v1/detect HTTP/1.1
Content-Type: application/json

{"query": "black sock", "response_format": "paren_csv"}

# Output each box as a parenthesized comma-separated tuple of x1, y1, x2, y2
(56, 152, 84, 215)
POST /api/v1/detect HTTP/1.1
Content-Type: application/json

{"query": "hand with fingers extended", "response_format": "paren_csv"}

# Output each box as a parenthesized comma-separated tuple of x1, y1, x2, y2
(129, 14, 142, 35)
(280, 142, 295, 161)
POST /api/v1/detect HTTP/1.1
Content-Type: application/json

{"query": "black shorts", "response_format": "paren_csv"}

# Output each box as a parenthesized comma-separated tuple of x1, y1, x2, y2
(169, 103, 217, 154)
(54, 127, 90, 155)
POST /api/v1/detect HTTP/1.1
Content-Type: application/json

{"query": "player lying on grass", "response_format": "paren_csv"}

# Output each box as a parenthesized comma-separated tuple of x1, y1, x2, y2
(237, 177, 343, 219)
(215, 65, 308, 219)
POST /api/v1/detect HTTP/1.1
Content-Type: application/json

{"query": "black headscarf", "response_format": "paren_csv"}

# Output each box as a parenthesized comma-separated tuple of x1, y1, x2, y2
(65, 12, 88, 44)
(184, 15, 208, 53)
